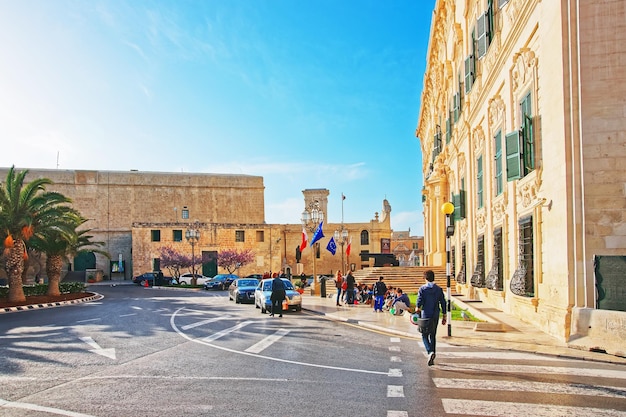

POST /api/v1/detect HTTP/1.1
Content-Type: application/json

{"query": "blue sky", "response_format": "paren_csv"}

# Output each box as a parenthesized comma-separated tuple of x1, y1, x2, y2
(0, 0, 435, 235)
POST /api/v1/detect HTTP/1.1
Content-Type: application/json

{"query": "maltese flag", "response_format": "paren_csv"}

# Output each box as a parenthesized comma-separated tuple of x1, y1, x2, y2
(300, 228, 308, 252)
(346, 237, 352, 257)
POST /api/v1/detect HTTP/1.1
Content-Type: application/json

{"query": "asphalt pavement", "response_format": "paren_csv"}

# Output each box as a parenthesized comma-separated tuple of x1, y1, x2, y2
(4, 281, 626, 366)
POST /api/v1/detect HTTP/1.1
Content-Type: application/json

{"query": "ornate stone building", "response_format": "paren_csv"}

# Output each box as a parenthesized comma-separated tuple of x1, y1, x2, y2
(417, 0, 626, 354)
(0, 168, 392, 284)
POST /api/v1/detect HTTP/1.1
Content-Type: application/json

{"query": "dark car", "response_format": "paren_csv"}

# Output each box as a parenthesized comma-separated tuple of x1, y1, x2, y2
(132, 272, 171, 286)
(229, 278, 260, 303)
(245, 274, 264, 281)
(204, 274, 238, 290)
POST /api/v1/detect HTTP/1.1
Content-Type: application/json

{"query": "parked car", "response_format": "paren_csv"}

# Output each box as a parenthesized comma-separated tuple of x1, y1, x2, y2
(229, 278, 261, 303)
(132, 272, 171, 286)
(254, 278, 302, 313)
(244, 274, 264, 281)
(178, 273, 211, 286)
(204, 274, 238, 290)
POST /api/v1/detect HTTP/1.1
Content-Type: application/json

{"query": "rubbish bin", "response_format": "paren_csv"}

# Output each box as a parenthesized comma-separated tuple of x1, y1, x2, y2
(320, 276, 326, 298)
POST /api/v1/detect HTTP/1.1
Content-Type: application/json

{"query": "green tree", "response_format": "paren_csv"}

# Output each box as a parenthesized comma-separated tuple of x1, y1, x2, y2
(0, 167, 74, 302)
(30, 215, 108, 296)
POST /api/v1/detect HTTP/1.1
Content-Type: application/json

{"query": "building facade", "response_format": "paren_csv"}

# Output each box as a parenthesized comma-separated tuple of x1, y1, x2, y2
(417, 0, 626, 354)
(0, 168, 392, 284)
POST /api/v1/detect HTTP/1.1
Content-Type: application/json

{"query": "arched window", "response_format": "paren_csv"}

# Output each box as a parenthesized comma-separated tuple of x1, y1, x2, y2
(360, 230, 369, 245)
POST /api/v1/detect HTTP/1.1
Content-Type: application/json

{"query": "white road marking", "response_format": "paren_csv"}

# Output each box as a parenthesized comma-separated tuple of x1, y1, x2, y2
(388, 369, 403, 377)
(245, 329, 291, 354)
(387, 385, 405, 397)
(203, 321, 256, 343)
(441, 399, 626, 417)
(434, 378, 626, 398)
(75, 318, 100, 323)
(387, 411, 409, 417)
(119, 313, 136, 317)
(181, 316, 232, 330)
(0, 398, 95, 417)
(390, 356, 402, 362)
(170, 308, 389, 375)
(390, 337, 401, 343)
(438, 351, 575, 361)
(389, 346, 401, 352)
(79, 336, 116, 359)
(79, 337, 116, 360)
(441, 363, 626, 380)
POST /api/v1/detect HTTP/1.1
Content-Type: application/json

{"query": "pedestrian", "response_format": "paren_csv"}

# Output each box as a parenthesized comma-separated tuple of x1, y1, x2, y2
(270, 275, 286, 317)
(391, 288, 413, 315)
(373, 276, 387, 312)
(335, 270, 343, 306)
(416, 269, 447, 366)
(345, 271, 356, 305)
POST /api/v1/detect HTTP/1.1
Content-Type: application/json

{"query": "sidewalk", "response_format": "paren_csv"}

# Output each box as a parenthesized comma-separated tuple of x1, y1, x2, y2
(301, 292, 626, 365)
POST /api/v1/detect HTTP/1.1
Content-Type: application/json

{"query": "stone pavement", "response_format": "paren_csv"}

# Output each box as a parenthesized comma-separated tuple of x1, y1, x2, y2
(300, 292, 626, 365)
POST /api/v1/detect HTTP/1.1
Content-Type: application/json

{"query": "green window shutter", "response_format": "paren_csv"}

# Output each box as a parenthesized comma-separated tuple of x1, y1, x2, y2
(494, 131, 503, 195)
(464, 55, 475, 94)
(453, 93, 460, 123)
(445, 118, 451, 143)
(487, 0, 494, 43)
(523, 115, 534, 171)
(505, 130, 522, 181)
(477, 156, 484, 209)
(476, 12, 488, 58)
(453, 190, 466, 221)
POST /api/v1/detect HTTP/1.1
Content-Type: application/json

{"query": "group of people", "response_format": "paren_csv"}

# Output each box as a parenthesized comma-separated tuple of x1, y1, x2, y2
(335, 270, 447, 367)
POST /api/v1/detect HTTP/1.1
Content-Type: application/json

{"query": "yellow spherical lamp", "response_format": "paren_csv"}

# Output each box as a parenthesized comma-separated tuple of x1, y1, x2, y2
(441, 202, 455, 216)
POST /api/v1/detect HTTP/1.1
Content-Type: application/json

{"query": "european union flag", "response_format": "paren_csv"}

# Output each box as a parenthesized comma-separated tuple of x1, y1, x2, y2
(310, 221, 325, 246)
(326, 237, 337, 255)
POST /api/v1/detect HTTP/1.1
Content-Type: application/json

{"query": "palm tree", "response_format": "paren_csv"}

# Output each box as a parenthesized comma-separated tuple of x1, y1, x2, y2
(0, 166, 74, 302)
(30, 215, 108, 296)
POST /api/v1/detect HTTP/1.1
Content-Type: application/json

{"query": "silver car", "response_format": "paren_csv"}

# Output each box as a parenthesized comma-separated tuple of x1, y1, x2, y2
(254, 278, 302, 314)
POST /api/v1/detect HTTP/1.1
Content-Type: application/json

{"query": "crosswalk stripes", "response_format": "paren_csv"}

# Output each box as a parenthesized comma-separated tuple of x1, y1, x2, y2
(429, 345, 626, 416)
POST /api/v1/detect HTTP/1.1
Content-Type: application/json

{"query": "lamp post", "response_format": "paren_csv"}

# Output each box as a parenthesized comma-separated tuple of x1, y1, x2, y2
(441, 202, 455, 336)
(334, 228, 349, 275)
(185, 221, 200, 285)
(301, 201, 324, 296)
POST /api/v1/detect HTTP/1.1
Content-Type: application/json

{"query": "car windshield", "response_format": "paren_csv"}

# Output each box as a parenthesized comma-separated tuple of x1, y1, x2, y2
(238, 280, 258, 287)
(261, 279, 294, 291)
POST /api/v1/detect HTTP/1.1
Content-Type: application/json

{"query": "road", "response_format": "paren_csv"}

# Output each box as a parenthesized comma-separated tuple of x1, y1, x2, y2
(0, 285, 625, 417)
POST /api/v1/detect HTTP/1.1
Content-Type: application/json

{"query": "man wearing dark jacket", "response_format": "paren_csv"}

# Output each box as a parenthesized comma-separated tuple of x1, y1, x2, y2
(270, 276, 286, 317)
(373, 276, 387, 312)
(416, 270, 447, 366)
(345, 272, 356, 305)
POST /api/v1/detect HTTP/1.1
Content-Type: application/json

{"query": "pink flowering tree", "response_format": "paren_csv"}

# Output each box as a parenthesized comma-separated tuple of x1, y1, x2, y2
(158, 246, 192, 279)
(217, 248, 255, 274)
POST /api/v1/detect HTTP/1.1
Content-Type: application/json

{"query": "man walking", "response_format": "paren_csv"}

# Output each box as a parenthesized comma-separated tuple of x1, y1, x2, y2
(416, 270, 446, 366)
(270, 275, 286, 317)
(373, 276, 387, 312)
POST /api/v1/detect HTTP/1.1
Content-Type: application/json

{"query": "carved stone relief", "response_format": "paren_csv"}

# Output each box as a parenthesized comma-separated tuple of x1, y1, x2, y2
(506, 0, 525, 25)
(517, 175, 542, 209)
(488, 96, 505, 130)
(492, 197, 507, 222)
(472, 126, 485, 154)
(511, 48, 537, 94)
(476, 209, 486, 231)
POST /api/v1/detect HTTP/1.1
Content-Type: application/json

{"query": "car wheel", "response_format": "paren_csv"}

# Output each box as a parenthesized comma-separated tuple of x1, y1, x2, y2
(255, 301, 260, 309)
(140, 280, 147, 286)
(295, 305, 302, 312)
(219, 283, 224, 290)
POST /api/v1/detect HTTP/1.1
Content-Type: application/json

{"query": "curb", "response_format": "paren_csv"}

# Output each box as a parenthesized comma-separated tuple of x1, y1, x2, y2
(0, 292, 103, 314)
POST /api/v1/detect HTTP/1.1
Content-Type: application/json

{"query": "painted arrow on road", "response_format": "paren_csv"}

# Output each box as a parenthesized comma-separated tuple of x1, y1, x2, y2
(80, 336, 116, 359)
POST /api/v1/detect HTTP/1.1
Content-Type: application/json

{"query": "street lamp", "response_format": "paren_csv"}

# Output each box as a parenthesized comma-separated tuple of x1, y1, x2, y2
(441, 202, 455, 336)
(185, 221, 201, 285)
(301, 201, 324, 296)
(334, 193, 349, 275)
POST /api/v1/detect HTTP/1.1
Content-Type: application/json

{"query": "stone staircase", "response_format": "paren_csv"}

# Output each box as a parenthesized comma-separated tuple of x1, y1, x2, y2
(351, 266, 454, 295)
